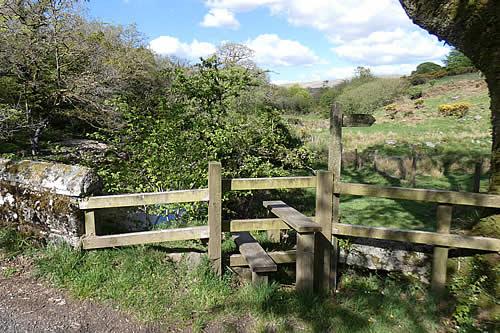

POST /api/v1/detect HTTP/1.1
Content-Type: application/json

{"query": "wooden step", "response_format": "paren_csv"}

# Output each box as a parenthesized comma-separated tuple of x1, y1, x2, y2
(263, 200, 321, 233)
(232, 232, 277, 273)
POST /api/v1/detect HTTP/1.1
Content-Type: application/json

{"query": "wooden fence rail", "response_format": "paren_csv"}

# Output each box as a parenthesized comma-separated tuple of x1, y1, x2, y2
(79, 166, 500, 294)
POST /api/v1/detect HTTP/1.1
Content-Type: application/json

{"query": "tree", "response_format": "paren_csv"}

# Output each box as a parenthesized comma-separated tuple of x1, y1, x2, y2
(413, 62, 443, 75)
(0, 0, 159, 154)
(399, 1, 500, 196)
(443, 49, 474, 71)
(354, 66, 374, 80)
(216, 42, 256, 69)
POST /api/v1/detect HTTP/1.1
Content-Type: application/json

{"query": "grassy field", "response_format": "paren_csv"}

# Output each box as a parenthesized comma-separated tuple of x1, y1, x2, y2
(285, 73, 491, 233)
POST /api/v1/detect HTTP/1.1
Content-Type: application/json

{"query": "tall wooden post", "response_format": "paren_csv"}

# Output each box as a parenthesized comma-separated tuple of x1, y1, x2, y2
(329, 102, 342, 291)
(431, 204, 453, 294)
(472, 159, 482, 193)
(208, 162, 222, 276)
(315, 170, 334, 293)
(296, 232, 315, 292)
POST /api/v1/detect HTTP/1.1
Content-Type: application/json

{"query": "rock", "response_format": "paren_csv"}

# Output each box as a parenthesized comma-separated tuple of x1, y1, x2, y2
(385, 140, 397, 145)
(425, 142, 436, 148)
(0, 159, 102, 247)
(0, 158, 100, 197)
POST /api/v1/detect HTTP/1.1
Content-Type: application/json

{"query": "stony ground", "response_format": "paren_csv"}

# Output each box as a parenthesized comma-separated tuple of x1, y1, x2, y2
(0, 275, 165, 333)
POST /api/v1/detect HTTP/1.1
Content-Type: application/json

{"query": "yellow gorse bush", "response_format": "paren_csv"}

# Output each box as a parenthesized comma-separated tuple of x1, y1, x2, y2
(438, 102, 472, 117)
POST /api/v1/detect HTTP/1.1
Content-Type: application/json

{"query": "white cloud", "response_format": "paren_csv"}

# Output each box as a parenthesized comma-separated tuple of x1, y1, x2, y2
(333, 29, 449, 65)
(326, 63, 420, 79)
(203, 0, 449, 66)
(201, 8, 240, 29)
(149, 36, 216, 60)
(246, 34, 320, 67)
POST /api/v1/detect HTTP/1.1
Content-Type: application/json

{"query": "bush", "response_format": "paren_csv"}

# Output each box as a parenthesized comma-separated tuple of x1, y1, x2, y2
(414, 99, 424, 109)
(412, 62, 443, 75)
(408, 86, 423, 100)
(336, 78, 407, 115)
(438, 102, 471, 117)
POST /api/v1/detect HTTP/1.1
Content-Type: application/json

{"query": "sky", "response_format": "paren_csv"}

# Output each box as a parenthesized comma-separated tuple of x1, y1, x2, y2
(86, 0, 451, 84)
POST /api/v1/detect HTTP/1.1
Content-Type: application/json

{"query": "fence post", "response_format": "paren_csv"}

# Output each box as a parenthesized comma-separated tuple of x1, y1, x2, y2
(208, 162, 222, 276)
(296, 232, 315, 292)
(472, 159, 482, 193)
(431, 204, 453, 294)
(85, 210, 96, 236)
(315, 170, 334, 293)
(329, 102, 342, 291)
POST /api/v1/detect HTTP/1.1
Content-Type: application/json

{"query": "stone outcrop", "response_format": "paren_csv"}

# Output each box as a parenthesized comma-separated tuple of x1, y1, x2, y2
(0, 158, 101, 246)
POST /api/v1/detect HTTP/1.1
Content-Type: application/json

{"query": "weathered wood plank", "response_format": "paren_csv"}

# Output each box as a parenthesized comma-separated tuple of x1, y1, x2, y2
(82, 226, 209, 249)
(208, 162, 222, 276)
(230, 250, 296, 267)
(79, 189, 209, 209)
(337, 183, 500, 208)
(227, 176, 316, 191)
(84, 210, 96, 236)
(233, 232, 277, 273)
(329, 103, 342, 292)
(263, 201, 322, 233)
(267, 229, 281, 243)
(332, 223, 500, 252)
(297, 232, 315, 292)
(223, 218, 290, 232)
(432, 205, 452, 294)
(315, 170, 334, 292)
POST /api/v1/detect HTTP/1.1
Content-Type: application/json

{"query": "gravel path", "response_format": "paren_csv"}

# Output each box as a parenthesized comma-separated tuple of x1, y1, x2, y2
(0, 276, 163, 333)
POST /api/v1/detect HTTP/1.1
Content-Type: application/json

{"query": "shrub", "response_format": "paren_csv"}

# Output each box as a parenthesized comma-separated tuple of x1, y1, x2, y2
(409, 75, 427, 85)
(412, 62, 443, 75)
(414, 99, 424, 109)
(438, 102, 471, 117)
(408, 86, 423, 100)
(384, 103, 398, 119)
(336, 78, 407, 115)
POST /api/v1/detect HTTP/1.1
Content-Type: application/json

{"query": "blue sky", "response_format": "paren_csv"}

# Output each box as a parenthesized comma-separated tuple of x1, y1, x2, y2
(87, 0, 450, 84)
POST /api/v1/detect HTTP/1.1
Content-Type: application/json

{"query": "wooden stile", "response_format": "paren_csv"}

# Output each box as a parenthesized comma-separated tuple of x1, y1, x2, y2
(208, 162, 222, 276)
(263, 201, 321, 233)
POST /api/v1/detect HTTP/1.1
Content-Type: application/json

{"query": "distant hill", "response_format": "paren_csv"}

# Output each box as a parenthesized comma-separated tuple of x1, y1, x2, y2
(278, 79, 344, 89)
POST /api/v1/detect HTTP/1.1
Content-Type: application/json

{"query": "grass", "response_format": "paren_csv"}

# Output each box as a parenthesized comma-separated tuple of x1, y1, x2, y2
(29, 241, 443, 332)
(290, 72, 491, 163)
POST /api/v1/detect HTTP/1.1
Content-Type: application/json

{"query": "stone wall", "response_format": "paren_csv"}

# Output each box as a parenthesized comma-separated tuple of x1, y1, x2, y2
(0, 158, 101, 247)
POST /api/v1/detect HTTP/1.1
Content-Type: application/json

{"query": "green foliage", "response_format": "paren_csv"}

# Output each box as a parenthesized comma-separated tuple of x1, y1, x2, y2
(96, 57, 313, 195)
(272, 84, 314, 114)
(449, 256, 496, 332)
(444, 50, 475, 73)
(336, 78, 408, 115)
(413, 62, 443, 75)
(408, 86, 423, 100)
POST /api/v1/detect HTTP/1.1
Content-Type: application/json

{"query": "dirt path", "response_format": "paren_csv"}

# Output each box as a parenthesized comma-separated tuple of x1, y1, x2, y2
(0, 275, 164, 333)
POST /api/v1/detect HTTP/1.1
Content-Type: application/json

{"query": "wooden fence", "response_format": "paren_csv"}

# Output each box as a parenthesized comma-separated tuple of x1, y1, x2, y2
(79, 163, 500, 294)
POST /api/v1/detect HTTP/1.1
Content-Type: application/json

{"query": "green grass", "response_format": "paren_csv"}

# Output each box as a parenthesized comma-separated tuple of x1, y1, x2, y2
(30, 242, 443, 332)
